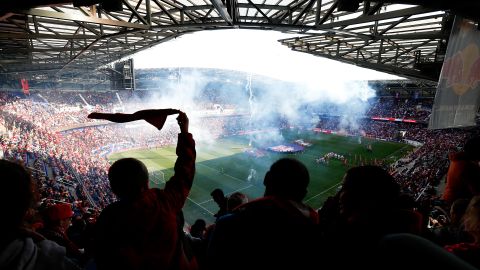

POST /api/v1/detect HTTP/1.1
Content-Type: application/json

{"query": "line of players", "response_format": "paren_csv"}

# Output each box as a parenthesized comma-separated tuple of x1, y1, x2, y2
(315, 143, 382, 167)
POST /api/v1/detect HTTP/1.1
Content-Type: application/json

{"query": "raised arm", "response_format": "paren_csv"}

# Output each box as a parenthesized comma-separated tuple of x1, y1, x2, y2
(164, 111, 196, 210)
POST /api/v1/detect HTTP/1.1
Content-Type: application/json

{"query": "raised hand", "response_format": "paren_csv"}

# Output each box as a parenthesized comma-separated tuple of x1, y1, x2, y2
(176, 112, 189, 134)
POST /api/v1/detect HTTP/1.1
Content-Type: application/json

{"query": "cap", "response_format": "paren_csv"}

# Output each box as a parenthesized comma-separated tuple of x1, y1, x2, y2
(45, 203, 74, 221)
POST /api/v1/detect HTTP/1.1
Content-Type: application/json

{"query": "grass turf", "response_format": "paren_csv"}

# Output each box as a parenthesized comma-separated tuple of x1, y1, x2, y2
(108, 130, 413, 225)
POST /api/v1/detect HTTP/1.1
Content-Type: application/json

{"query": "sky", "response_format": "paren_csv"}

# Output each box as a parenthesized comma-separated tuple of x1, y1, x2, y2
(133, 29, 403, 83)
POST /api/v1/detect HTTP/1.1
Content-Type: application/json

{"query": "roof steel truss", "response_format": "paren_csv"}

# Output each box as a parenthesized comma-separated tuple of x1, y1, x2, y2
(0, 0, 477, 81)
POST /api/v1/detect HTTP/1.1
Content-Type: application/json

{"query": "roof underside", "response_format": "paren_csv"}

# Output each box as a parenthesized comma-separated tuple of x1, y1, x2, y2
(1, 0, 479, 82)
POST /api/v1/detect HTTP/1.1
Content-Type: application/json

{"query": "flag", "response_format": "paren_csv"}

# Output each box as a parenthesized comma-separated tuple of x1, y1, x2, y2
(429, 17, 480, 129)
(87, 109, 180, 130)
(20, 78, 29, 95)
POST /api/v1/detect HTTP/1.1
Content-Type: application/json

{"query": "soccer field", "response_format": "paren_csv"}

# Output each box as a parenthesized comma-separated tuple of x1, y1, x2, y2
(109, 130, 413, 225)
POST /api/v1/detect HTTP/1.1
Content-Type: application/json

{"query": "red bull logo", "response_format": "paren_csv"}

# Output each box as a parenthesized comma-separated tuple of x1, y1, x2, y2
(442, 43, 480, 95)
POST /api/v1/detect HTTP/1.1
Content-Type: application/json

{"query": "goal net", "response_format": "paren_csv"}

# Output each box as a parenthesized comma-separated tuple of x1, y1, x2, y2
(150, 171, 165, 185)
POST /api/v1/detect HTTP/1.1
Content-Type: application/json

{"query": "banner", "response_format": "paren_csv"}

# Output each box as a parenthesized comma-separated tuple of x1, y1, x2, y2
(429, 17, 480, 129)
(20, 78, 30, 95)
(371, 116, 418, 123)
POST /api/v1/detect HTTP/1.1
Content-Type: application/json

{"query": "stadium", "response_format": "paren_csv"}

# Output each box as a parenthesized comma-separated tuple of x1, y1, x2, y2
(1, 1, 480, 269)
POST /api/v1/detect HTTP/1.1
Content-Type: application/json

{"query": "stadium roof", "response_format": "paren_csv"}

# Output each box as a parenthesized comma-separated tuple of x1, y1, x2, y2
(1, 1, 479, 82)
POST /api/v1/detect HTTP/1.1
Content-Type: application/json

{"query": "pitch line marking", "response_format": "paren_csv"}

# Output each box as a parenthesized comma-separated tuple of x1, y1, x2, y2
(386, 144, 411, 160)
(149, 171, 214, 215)
(187, 197, 214, 215)
(198, 184, 255, 205)
(196, 163, 246, 184)
(305, 182, 342, 203)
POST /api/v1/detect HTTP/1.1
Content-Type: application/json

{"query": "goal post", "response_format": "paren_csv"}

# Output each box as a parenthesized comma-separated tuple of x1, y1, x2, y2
(150, 171, 165, 185)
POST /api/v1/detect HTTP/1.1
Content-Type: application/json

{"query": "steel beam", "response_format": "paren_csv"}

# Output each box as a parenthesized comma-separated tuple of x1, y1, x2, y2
(0, 33, 97, 39)
(13, 8, 150, 29)
(315, 6, 435, 30)
(210, 0, 233, 24)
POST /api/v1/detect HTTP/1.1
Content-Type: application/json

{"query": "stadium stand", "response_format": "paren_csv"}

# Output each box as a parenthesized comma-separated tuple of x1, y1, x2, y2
(1, 85, 479, 269)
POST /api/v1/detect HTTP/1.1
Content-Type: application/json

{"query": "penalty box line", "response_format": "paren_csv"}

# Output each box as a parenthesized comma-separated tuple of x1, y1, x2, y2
(305, 182, 342, 203)
(197, 184, 254, 205)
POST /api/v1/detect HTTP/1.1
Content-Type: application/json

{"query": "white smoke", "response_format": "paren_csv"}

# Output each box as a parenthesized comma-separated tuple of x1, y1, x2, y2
(130, 29, 397, 144)
(129, 68, 221, 143)
(124, 68, 376, 145)
(240, 74, 376, 144)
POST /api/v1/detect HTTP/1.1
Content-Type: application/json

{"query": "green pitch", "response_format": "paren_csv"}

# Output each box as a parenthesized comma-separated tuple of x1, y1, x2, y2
(109, 130, 413, 225)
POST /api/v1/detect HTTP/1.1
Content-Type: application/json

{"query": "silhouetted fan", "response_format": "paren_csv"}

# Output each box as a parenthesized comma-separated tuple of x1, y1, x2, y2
(88, 109, 180, 130)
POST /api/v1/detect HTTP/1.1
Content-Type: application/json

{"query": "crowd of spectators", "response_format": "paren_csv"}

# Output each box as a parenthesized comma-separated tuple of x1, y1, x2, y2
(366, 97, 432, 121)
(1, 89, 475, 213)
(0, 90, 247, 213)
(316, 97, 432, 122)
(315, 116, 478, 206)
(2, 88, 480, 269)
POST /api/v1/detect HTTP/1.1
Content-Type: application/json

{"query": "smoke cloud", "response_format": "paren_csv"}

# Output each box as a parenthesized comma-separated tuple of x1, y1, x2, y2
(124, 68, 375, 146)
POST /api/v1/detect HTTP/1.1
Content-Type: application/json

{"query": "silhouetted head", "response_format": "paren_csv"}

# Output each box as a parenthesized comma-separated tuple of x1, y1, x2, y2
(263, 158, 309, 201)
(211, 188, 225, 204)
(462, 162, 480, 196)
(450, 198, 470, 225)
(227, 192, 248, 211)
(108, 158, 149, 199)
(464, 136, 480, 161)
(339, 165, 400, 219)
(463, 195, 480, 242)
(190, 219, 207, 238)
(0, 160, 35, 232)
